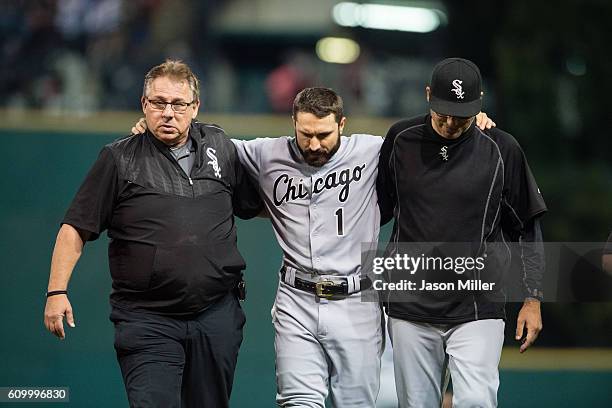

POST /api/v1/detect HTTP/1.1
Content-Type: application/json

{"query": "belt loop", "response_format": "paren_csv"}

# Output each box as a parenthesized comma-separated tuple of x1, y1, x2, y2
(346, 275, 356, 294)
(283, 266, 296, 286)
(353, 275, 361, 293)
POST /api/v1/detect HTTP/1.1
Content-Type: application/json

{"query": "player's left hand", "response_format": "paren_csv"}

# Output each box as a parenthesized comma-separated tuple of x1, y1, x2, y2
(131, 118, 147, 135)
(515, 298, 542, 353)
(475, 112, 496, 130)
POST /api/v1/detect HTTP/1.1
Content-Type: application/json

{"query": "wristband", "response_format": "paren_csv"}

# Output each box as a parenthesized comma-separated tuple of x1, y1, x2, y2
(46, 290, 68, 298)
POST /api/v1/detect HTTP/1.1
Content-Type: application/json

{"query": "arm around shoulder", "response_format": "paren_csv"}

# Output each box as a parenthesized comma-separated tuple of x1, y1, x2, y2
(231, 142, 264, 219)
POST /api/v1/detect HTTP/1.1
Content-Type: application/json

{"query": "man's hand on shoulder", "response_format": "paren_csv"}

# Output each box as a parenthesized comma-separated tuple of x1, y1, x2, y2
(131, 118, 147, 135)
(475, 112, 496, 130)
(44, 294, 76, 340)
(515, 298, 542, 353)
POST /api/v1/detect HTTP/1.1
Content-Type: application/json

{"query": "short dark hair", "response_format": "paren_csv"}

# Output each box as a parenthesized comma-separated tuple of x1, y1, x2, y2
(292, 87, 344, 123)
(143, 59, 199, 101)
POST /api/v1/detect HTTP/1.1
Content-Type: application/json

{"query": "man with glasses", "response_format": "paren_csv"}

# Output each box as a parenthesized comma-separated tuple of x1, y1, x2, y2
(43, 60, 261, 407)
(377, 58, 547, 407)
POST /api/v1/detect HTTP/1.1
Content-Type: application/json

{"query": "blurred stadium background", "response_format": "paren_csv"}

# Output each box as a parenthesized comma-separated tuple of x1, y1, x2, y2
(1, 0, 611, 406)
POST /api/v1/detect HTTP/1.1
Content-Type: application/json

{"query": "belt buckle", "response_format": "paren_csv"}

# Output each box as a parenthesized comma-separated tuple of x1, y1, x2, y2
(315, 280, 335, 298)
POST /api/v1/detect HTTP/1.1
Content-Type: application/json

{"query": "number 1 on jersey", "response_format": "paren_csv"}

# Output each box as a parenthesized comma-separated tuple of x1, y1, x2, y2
(335, 207, 344, 236)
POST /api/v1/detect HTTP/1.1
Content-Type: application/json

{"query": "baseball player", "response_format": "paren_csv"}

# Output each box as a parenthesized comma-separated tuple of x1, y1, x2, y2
(377, 58, 546, 407)
(233, 88, 384, 407)
(131, 87, 495, 407)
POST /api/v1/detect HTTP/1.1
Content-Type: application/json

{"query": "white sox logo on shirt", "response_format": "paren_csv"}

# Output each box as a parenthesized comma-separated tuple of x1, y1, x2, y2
(206, 147, 221, 178)
(440, 146, 449, 161)
(451, 79, 465, 99)
(273, 164, 366, 206)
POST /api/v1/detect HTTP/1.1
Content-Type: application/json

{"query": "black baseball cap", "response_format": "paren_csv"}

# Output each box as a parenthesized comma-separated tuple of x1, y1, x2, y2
(429, 58, 482, 117)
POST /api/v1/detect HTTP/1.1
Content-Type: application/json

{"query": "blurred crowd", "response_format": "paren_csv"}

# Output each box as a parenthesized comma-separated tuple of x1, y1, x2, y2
(0, 0, 436, 116)
(1, 0, 220, 114)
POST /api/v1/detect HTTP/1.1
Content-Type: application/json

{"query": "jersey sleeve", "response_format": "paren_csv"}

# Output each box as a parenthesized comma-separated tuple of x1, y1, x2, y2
(501, 140, 547, 230)
(62, 146, 119, 241)
(232, 138, 266, 179)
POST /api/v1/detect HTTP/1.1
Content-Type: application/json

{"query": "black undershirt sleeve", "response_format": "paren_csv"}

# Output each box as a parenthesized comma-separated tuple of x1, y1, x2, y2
(231, 143, 263, 220)
(376, 128, 397, 226)
(62, 147, 119, 241)
(518, 217, 545, 301)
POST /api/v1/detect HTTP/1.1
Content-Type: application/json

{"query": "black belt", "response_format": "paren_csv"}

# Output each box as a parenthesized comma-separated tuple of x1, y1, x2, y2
(280, 266, 372, 298)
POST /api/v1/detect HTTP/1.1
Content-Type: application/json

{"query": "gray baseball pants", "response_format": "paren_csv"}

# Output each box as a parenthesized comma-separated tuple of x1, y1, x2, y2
(388, 317, 505, 408)
(273, 281, 384, 407)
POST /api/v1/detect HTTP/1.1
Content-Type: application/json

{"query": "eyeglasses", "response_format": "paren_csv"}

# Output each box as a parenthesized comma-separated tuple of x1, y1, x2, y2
(146, 99, 195, 113)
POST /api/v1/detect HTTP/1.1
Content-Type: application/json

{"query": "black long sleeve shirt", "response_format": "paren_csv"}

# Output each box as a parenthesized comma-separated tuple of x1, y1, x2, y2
(377, 115, 546, 323)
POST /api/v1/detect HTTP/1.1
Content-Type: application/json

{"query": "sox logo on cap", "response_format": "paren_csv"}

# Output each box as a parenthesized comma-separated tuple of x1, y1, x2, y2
(451, 79, 465, 99)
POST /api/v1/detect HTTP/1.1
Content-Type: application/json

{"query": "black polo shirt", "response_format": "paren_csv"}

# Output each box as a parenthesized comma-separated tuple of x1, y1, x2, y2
(377, 115, 547, 323)
(63, 121, 262, 315)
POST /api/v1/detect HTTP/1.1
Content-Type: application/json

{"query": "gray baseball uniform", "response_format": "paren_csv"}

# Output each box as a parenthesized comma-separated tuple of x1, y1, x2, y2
(233, 134, 384, 407)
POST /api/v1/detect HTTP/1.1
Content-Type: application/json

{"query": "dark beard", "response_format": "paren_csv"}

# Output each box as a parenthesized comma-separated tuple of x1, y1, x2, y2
(298, 134, 341, 167)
